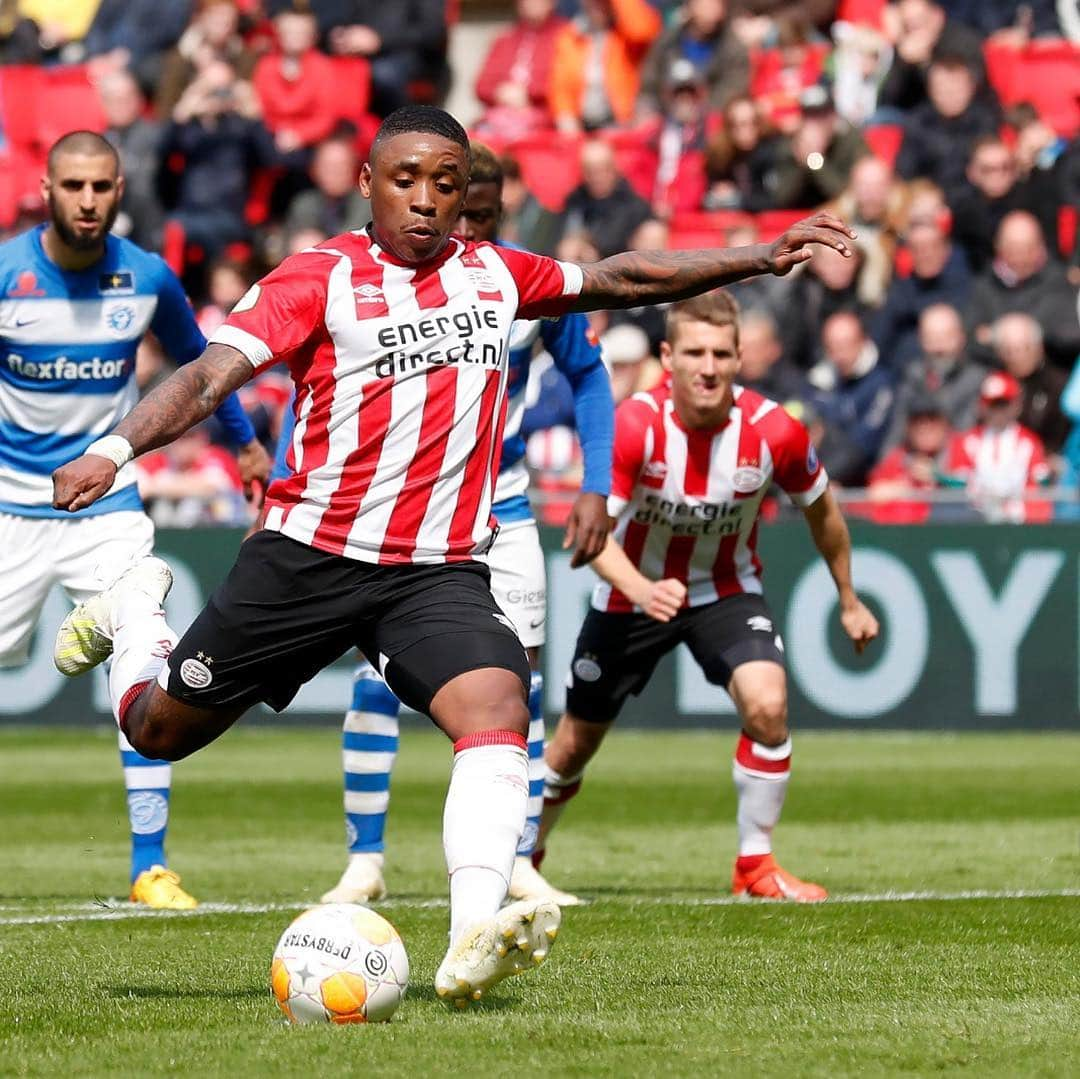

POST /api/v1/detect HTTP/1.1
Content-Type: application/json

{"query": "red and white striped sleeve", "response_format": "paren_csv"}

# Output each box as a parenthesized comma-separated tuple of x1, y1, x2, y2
(609, 394, 658, 517)
(210, 250, 335, 372)
(491, 245, 584, 320)
(761, 407, 828, 507)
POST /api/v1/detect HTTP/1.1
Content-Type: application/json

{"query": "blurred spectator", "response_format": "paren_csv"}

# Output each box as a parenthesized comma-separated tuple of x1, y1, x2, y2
(949, 135, 1058, 274)
(737, 309, 805, 401)
(704, 95, 780, 211)
(83, 0, 193, 89)
(788, 242, 871, 367)
(99, 70, 164, 250)
(807, 310, 895, 480)
(728, 0, 838, 41)
(828, 20, 892, 127)
(609, 218, 670, 353)
(786, 397, 869, 487)
(160, 58, 274, 257)
(745, 15, 827, 128)
(266, 0, 450, 115)
(877, 0, 985, 113)
(639, 0, 749, 115)
(895, 51, 999, 200)
(968, 211, 1080, 368)
(285, 226, 329, 256)
(562, 139, 653, 256)
(882, 302, 982, 449)
(639, 60, 721, 217)
(156, 1, 257, 119)
(137, 425, 247, 527)
(550, 0, 662, 133)
(20, 0, 99, 61)
(826, 156, 907, 306)
(992, 312, 1071, 452)
(602, 322, 657, 402)
(474, 0, 566, 140)
(0, 0, 41, 63)
(763, 85, 869, 209)
(498, 153, 565, 256)
(872, 217, 971, 369)
(197, 256, 256, 337)
(945, 0, 1063, 40)
(254, 10, 340, 157)
(944, 371, 1052, 523)
(284, 136, 371, 238)
(868, 396, 950, 523)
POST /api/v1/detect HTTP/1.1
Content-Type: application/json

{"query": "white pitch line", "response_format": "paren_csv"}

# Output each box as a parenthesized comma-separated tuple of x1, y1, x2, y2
(2, 888, 1078, 926)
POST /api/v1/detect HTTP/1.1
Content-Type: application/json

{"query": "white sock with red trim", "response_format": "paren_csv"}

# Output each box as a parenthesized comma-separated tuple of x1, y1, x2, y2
(107, 592, 177, 732)
(732, 732, 792, 858)
(444, 730, 529, 946)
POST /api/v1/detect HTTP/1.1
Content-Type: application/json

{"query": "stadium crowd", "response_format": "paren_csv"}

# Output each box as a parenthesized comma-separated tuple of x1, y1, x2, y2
(2, 0, 1079, 524)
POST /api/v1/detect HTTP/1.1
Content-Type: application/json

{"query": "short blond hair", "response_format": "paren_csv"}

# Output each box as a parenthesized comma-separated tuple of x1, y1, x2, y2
(665, 290, 740, 347)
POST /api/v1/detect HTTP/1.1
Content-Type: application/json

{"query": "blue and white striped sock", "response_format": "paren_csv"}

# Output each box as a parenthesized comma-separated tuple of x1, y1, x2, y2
(119, 729, 171, 882)
(517, 671, 545, 858)
(343, 664, 401, 854)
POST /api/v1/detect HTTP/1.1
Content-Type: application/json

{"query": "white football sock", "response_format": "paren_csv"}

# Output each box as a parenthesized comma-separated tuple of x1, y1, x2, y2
(732, 732, 792, 857)
(108, 592, 177, 729)
(443, 733, 528, 946)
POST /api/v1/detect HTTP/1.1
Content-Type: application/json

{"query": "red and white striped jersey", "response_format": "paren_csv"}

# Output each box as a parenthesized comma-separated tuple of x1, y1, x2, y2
(211, 230, 582, 563)
(596, 384, 828, 611)
(946, 422, 1051, 523)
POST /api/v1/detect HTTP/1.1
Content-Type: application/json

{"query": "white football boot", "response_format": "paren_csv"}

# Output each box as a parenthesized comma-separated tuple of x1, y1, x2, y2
(508, 855, 584, 906)
(320, 852, 388, 903)
(54, 557, 174, 676)
(435, 898, 561, 1006)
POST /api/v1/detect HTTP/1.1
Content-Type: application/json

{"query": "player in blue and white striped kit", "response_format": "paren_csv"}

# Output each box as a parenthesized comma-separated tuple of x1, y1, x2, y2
(268, 144, 614, 905)
(0, 132, 271, 907)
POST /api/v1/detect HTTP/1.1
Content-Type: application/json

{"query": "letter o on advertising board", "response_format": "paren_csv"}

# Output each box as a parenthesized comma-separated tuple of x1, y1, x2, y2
(786, 549, 928, 717)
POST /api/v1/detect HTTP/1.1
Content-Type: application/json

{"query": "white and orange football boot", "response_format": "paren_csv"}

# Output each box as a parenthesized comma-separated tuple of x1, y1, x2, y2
(732, 854, 827, 903)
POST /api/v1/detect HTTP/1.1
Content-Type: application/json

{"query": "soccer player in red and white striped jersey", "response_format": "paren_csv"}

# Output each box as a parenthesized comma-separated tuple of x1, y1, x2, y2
(536, 292, 880, 902)
(52, 106, 858, 998)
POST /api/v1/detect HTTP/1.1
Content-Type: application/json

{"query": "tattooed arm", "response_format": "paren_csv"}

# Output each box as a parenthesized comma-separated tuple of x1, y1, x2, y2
(53, 344, 253, 512)
(568, 212, 857, 312)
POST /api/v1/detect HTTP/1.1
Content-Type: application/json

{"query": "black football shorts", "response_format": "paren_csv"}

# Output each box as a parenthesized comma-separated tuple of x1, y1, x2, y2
(565, 592, 785, 724)
(164, 530, 530, 716)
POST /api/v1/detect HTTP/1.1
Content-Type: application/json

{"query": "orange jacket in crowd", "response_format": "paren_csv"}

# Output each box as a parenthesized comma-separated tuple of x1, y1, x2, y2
(549, 0, 661, 128)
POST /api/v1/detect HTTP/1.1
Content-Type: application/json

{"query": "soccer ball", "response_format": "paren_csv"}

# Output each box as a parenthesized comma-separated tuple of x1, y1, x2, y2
(270, 904, 409, 1024)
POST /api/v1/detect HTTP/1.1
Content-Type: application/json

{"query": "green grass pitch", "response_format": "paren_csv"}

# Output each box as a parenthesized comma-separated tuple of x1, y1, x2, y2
(1, 727, 1078, 1077)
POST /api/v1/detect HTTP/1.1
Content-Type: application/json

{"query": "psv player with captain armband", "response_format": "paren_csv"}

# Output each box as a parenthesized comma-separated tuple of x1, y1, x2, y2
(534, 291, 880, 901)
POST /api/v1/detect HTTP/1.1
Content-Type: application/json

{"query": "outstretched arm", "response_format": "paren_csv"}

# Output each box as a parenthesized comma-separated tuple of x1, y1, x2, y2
(53, 343, 253, 513)
(801, 488, 879, 655)
(569, 212, 856, 312)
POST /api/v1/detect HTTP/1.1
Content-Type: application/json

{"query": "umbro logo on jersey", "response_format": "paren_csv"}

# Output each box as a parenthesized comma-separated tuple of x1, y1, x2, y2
(354, 283, 385, 303)
(643, 462, 668, 479)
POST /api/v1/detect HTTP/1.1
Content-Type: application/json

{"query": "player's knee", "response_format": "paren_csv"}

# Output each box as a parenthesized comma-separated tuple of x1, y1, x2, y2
(741, 692, 788, 744)
(126, 719, 186, 762)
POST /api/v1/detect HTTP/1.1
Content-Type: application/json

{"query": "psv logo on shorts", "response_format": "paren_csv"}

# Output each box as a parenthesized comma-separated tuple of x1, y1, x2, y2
(180, 657, 213, 689)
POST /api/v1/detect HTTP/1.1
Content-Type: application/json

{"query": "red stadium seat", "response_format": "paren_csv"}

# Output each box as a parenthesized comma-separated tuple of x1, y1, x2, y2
(1059, 205, 1077, 258)
(328, 56, 371, 131)
(504, 133, 584, 211)
(667, 211, 755, 249)
(984, 40, 1080, 137)
(754, 209, 812, 242)
(0, 65, 104, 158)
(863, 124, 903, 167)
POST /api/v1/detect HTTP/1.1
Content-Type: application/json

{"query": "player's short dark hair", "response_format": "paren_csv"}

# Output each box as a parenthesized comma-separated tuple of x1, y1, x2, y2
(47, 131, 120, 176)
(371, 105, 471, 166)
(468, 142, 503, 190)
(666, 290, 741, 348)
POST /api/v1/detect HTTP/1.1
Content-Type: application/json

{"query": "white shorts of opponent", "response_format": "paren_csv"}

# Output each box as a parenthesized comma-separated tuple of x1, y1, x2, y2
(0, 510, 155, 667)
(484, 518, 547, 651)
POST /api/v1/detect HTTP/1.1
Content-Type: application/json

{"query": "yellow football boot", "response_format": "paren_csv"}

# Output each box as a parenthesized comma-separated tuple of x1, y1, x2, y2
(130, 865, 198, 910)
